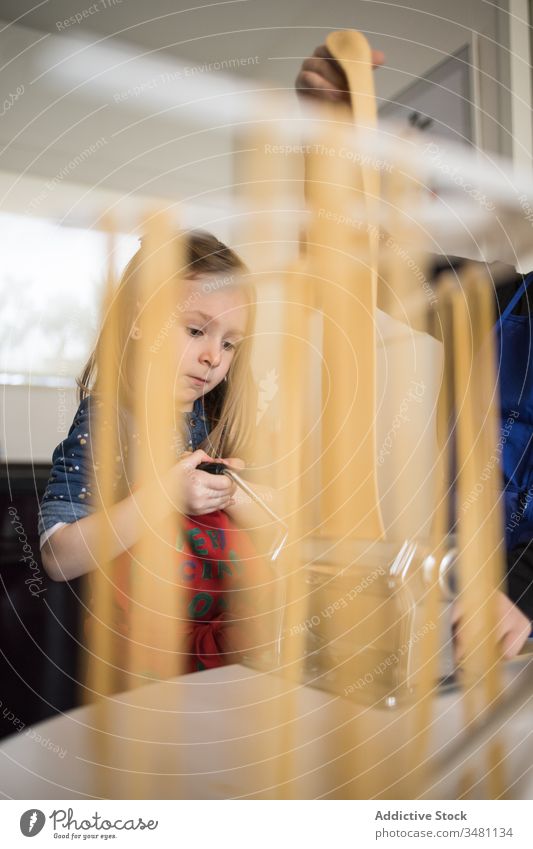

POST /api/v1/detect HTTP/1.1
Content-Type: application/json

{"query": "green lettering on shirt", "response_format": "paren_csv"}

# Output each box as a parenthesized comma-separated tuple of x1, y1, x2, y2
(207, 528, 224, 549)
(202, 560, 214, 580)
(188, 591, 213, 619)
(187, 528, 209, 556)
(219, 561, 233, 578)
(181, 561, 196, 581)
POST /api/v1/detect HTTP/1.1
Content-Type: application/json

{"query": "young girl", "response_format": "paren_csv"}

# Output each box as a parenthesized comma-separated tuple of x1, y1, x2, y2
(38, 231, 274, 676)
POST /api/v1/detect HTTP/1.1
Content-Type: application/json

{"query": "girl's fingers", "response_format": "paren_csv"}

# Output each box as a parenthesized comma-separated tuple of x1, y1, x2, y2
(200, 474, 233, 492)
(195, 449, 216, 464)
(208, 495, 235, 511)
(179, 449, 214, 471)
(200, 488, 234, 506)
(190, 493, 234, 514)
(205, 491, 230, 503)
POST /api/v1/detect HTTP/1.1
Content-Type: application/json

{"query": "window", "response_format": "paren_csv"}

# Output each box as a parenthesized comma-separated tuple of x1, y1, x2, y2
(0, 212, 138, 383)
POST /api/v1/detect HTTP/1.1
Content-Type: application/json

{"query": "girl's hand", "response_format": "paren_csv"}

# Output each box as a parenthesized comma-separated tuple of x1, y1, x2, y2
(295, 43, 385, 105)
(451, 591, 532, 663)
(173, 450, 237, 515)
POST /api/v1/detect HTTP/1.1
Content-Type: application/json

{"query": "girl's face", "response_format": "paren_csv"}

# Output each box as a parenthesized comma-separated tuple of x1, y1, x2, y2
(176, 276, 248, 411)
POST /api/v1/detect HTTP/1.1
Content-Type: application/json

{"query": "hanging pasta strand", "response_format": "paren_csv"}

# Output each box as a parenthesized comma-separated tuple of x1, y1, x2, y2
(304, 30, 385, 798)
(406, 274, 454, 798)
(450, 278, 483, 798)
(311, 34, 384, 543)
(276, 264, 313, 798)
(235, 125, 301, 796)
(84, 219, 121, 798)
(326, 30, 380, 305)
(235, 120, 292, 483)
(451, 267, 505, 798)
(129, 213, 181, 680)
(125, 212, 183, 798)
(462, 266, 506, 798)
(378, 167, 439, 798)
(314, 32, 381, 798)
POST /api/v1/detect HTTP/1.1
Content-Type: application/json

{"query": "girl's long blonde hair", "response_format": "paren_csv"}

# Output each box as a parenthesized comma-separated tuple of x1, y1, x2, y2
(78, 231, 256, 459)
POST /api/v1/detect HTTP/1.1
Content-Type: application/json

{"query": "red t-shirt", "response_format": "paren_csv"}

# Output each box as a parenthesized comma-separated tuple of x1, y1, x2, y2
(87, 510, 274, 679)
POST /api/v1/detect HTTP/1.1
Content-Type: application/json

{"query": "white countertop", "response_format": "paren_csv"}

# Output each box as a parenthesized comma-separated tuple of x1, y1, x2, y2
(1, 659, 531, 800)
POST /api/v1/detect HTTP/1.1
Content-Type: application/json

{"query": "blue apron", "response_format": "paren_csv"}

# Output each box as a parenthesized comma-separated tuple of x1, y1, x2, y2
(497, 273, 533, 549)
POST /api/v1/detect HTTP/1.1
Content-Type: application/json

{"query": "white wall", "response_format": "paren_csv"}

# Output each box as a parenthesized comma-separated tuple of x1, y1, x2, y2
(1, 383, 79, 464)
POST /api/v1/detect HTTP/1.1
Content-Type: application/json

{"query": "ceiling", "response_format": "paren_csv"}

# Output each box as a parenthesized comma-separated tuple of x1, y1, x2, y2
(0, 0, 503, 233)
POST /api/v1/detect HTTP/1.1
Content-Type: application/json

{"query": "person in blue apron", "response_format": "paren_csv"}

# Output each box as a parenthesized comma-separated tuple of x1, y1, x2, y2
(489, 272, 533, 652)
(440, 267, 533, 661)
(295, 42, 533, 657)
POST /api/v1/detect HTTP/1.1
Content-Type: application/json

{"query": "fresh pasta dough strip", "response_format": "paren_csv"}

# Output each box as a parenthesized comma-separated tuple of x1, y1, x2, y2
(450, 279, 482, 798)
(384, 172, 437, 796)
(304, 31, 383, 797)
(127, 213, 182, 797)
(276, 267, 312, 798)
(236, 129, 304, 796)
(326, 29, 379, 304)
(309, 36, 384, 542)
(463, 267, 505, 798)
(450, 270, 504, 798)
(407, 275, 454, 797)
(85, 222, 121, 797)
(314, 162, 377, 542)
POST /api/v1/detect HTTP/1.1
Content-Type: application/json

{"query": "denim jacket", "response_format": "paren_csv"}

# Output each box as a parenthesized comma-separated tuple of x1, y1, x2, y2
(38, 396, 210, 538)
